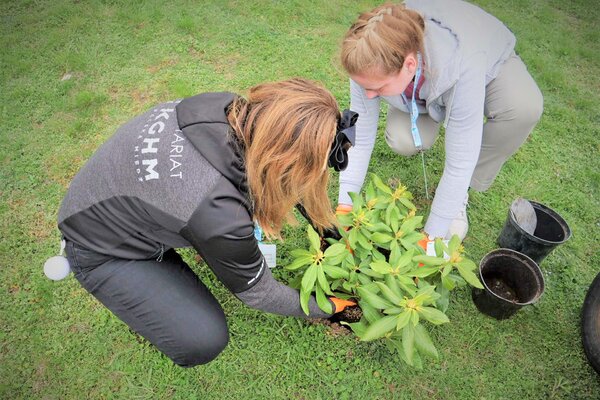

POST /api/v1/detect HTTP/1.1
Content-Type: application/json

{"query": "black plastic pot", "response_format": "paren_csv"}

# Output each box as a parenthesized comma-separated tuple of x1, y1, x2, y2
(582, 271, 600, 375)
(497, 200, 571, 264)
(472, 249, 545, 320)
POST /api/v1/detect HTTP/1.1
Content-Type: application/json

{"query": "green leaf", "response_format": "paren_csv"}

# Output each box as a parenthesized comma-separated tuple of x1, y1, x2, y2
(357, 231, 373, 250)
(414, 324, 439, 360)
(371, 248, 387, 261)
(445, 273, 466, 289)
(307, 225, 321, 251)
(448, 234, 461, 253)
(412, 255, 447, 266)
(359, 267, 384, 279)
(410, 266, 440, 278)
(385, 274, 403, 298)
(290, 249, 313, 258)
(418, 306, 450, 325)
(410, 308, 420, 326)
(375, 282, 402, 304)
(388, 244, 401, 267)
(385, 202, 395, 225)
(412, 285, 436, 305)
(390, 215, 399, 233)
(457, 258, 478, 271)
(434, 239, 446, 258)
(301, 264, 318, 292)
(357, 286, 394, 310)
(397, 275, 418, 297)
(371, 173, 392, 194)
(322, 265, 349, 279)
(360, 281, 379, 293)
(370, 259, 391, 274)
(300, 287, 311, 316)
(325, 237, 339, 246)
(349, 192, 364, 211)
(441, 264, 453, 278)
(348, 270, 357, 283)
(344, 320, 367, 337)
(285, 255, 313, 271)
(396, 247, 415, 269)
(365, 182, 376, 202)
(390, 206, 401, 225)
(395, 309, 412, 331)
(402, 324, 415, 365)
(337, 213, 354, 227)
(370, 232, 393, 244)
(359, 301, 383, 324)
(315, 285, 333, 314)
(399, 197, 416, 210)
(441, 274, 456, 291)
(455, 264, 484, 289)
(356, 272, 374, 287)
(324, 245, 347, 265)
(383, 307, 404, 315)
(400, 216, 422, 233)
(401, 231, 423, 245)
(317, 267, 332, 295)
(361, 315, 398, 341)
(436, 284, 450, 312)
(324, 242, 346, 257)
(348, 228, 358, 248)
(370, 222, 392, 233)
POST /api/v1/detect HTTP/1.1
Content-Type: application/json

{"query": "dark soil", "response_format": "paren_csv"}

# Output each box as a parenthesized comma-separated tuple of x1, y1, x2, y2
(308, 318, 352, 337)
(487, 278, 519, 302)
(333, 305, 363, 323)
(309, 305, 364, 336)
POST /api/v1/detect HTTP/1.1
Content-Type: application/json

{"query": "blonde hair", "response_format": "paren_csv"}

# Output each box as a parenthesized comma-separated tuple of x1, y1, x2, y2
(341, 3, 425, 75)
(227, 78, 340, 239)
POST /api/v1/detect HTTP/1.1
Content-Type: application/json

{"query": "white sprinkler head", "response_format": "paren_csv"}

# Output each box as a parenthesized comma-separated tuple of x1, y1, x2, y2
(43, 255, 71, 281)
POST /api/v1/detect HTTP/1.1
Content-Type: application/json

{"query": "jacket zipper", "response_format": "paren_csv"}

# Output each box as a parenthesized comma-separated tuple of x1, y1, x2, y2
(156, 243, 165, 262)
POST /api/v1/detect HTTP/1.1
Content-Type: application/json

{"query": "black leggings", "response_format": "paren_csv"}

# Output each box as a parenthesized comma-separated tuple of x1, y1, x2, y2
(66, 241, 229, 367)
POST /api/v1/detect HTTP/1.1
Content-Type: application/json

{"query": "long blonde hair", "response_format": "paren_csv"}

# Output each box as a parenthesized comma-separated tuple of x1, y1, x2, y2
(227, 78, 339, 238)
(341, 3, 425, 75)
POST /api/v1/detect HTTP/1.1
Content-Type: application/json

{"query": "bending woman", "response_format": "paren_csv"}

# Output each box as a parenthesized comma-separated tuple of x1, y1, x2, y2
(58, 79, 355, 367)
(337, 0, 543, 240)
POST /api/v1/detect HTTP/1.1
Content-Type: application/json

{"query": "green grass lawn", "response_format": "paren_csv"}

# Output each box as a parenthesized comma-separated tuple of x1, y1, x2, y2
(1, 0, 599, 398)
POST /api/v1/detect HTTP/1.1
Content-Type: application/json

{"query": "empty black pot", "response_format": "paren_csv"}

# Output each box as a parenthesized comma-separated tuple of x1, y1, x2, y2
(498, 200, 571, 264)
(472, 249, 545, 320)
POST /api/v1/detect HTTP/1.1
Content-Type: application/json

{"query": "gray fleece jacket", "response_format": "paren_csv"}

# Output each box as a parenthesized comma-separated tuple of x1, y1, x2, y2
(58, 92, 331, 318)
(339, 0, 516, 237)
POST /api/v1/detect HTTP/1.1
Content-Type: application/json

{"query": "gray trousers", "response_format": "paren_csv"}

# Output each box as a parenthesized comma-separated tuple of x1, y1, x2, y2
(385, 53, 543, 191)
(66, 241, 229, 367)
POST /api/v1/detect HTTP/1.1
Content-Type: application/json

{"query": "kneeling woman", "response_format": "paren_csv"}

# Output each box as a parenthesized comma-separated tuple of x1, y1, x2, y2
(58, 79, 355, 367)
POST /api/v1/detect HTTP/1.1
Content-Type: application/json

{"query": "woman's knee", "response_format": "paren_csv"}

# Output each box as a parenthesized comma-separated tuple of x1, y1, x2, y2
(172, 316, 230, 367)
(526, 89, 544, 126)
(386, 133, 420, 156)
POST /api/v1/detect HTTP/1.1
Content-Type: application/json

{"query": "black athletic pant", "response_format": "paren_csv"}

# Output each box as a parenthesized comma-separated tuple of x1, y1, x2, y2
(65, 241, 229, 367)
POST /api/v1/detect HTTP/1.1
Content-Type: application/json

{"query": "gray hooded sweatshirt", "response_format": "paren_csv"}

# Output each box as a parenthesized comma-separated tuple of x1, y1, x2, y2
(58, 92, 332, 318)
(339, 0, 516, 237)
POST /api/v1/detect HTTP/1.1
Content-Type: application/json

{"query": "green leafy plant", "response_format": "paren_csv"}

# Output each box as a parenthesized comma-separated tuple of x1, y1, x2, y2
(286, 174, 484, 367)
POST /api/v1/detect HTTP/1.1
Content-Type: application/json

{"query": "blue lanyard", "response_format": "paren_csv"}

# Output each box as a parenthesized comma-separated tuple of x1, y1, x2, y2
(254, 224, 263, 242)
(399, 53, 429, 199)
(400, 52, 423, 150)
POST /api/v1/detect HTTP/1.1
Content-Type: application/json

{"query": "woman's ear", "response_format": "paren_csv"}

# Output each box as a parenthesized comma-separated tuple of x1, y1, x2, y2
(403, 52, 418, 75)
